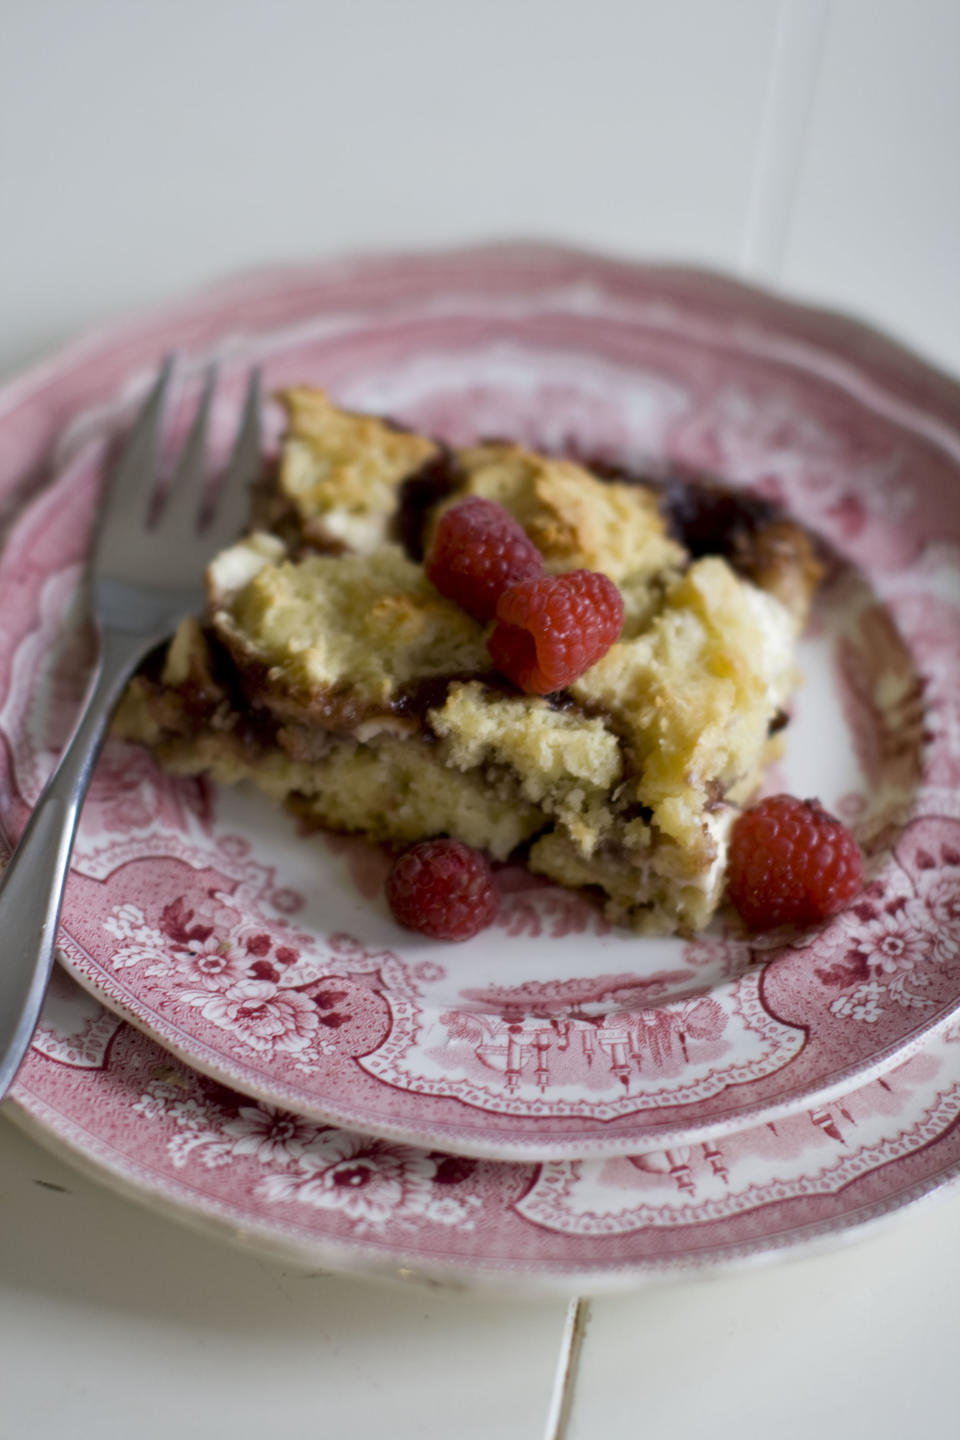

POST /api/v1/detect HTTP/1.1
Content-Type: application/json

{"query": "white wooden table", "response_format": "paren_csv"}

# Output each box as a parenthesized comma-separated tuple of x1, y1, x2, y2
(2, 3, 958, 1435)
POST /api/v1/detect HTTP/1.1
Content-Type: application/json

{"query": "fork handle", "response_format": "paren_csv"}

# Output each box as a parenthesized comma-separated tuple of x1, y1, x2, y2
(0, 626, 156, 1099)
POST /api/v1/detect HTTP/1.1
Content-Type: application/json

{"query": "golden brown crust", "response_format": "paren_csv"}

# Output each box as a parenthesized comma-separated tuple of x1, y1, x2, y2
(448, 442, 685, 585)
(276, 388, 439, 552)
(572, 557, 796, 861)
(206, 536, 492, 731)
(723, 518, 824, 628)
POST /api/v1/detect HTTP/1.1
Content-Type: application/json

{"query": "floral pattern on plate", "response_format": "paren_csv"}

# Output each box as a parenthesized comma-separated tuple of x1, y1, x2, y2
(8, 966, 960, 1295)
(0, 246, 959, 1160)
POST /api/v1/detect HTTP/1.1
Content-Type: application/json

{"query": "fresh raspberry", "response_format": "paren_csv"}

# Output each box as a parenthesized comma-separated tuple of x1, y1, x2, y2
(385, 839, 499, 941)
(426, 497, 543, 621)
(727, 794, 863, 931)
(487, 570, 624, 694)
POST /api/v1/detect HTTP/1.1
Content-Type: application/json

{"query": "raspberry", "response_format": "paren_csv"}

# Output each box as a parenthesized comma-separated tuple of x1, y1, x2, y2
(426, 497, 543, 621)
(385, 839, 499, 941)
(727, 794, 863, 931)
(488, 570, 624, 694)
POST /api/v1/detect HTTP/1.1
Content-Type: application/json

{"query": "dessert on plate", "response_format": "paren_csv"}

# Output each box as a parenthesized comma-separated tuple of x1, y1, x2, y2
(114, 388, 822, 933)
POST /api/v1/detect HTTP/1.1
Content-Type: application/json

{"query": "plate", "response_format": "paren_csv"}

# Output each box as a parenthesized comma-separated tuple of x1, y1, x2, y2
(8, 965, 960, 1296)
(1, 244, 959, 1160)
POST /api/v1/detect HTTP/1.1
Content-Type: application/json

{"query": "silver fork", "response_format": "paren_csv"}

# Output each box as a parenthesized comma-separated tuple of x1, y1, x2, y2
(0, 360, 261, 1098)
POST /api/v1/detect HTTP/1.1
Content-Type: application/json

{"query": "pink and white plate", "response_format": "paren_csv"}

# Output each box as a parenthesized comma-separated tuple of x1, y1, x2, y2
(8, 966, 960, 1294)
(1, 245, 959, 1160)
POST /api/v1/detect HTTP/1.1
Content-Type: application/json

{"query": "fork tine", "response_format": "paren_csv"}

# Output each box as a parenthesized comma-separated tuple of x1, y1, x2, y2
(206, 369, 262, 543)
(155, 364, 218, 534)
(98, 356, 175, 532)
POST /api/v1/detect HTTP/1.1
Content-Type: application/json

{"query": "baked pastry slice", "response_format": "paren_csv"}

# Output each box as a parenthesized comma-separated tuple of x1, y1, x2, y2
(114, 390, 821, 933)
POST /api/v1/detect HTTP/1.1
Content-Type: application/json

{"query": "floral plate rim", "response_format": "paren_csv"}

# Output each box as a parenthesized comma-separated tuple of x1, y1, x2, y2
(9, 1096, 957, 1298)
(6, 968, 960, 1298)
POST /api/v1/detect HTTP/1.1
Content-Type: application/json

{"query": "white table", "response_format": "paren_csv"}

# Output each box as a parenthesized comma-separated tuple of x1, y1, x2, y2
(3, 1115, 960, 1439)
(2, 3, 958, 1435)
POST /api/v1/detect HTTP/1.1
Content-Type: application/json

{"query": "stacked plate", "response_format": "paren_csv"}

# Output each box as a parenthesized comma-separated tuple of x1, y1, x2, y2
(3, 246, 960, 1296)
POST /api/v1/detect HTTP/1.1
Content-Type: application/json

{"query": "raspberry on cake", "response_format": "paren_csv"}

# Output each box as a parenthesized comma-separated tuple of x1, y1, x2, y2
(727, 794, 863, 930)
(113, 388, 823, 934)
(386, 839, 499, 941)
(427, 496, 543, 621)
(488, 570, 624, 694)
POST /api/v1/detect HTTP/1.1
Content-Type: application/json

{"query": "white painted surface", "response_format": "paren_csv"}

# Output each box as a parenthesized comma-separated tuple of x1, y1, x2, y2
(1, 0, 958, 1435)
(567, 1187, 960, 1440)
(738, 0, 832, 277)
(781, 0, 960, 373)
(0, 0, 781, 377)
(0, 1118, 568, 1440)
